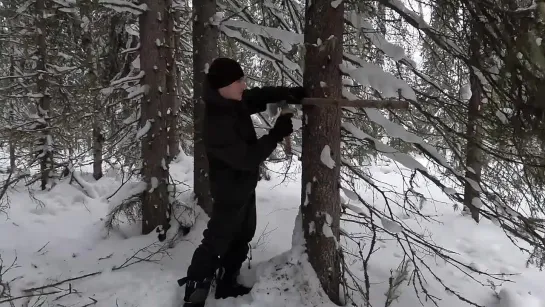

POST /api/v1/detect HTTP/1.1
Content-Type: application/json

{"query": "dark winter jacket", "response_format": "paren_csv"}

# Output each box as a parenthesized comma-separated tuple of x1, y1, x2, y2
(203, 83, 301, 204)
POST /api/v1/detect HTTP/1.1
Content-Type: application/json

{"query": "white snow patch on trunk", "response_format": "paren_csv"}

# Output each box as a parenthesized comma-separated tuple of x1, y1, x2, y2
(136, 120, 151, 139)
(471, 197, 483, 209)
(304, 182, 312, 206)
(149, 177, 159, 193)
(321, 213, 339, 249)
(331, 0, 342, 8)
(161, 158, 167, 171)
(460, 83, 472, 100)
(309, 221, 316, 234)
(320, 145, 335, 169)
(465, 177, 482, 192)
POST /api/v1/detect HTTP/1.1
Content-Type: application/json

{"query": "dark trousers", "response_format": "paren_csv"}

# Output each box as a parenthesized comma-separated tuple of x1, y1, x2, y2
(186, 192, 257, 281)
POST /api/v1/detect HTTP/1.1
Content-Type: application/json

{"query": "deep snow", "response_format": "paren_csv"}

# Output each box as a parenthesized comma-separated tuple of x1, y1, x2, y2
(0, 152, 544, 307)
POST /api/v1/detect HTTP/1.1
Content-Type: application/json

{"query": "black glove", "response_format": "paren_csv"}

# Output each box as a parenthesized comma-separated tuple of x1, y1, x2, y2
(287, 87, 307, 104)
(270, 113, 293, 142)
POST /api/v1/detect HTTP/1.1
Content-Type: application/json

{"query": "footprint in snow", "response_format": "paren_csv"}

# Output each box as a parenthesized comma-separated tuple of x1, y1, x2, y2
(33, 218, 46, 224)
(53, 195, 68, 207)
(379, 167, 392, 174)
(72, 194, 86, 205)
(455, 238, 478, 255)
(498, 288, 542, 307)
(29, 206, 57, 216)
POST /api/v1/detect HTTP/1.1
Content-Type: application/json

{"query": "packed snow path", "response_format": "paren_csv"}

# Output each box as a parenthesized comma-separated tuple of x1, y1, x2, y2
(0, 156, 544, 307)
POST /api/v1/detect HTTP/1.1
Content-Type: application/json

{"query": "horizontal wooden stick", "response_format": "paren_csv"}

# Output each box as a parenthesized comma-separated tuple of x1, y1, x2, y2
(302, 98, 409, 109)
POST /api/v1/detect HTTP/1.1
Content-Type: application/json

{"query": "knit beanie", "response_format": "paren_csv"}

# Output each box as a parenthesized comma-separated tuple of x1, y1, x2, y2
(207, 57, 244, 89)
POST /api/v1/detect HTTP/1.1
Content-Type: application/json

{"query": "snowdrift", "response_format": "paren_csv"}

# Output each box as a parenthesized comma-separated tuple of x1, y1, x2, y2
(0, 155, 544, 307)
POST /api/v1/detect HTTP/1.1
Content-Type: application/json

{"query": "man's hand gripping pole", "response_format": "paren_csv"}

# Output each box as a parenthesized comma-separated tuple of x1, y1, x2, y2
(268, 101, 296, 155)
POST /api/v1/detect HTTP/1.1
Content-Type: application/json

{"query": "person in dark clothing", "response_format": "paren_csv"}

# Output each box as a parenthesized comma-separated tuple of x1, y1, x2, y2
(178, 57, 306, 306)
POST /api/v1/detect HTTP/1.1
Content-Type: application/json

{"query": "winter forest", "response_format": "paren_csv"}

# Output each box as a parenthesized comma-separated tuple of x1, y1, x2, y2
(1, 0, 545, 306)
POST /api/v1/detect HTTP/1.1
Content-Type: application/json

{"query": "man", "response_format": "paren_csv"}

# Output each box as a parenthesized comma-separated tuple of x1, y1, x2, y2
(178, 57, 306, 306)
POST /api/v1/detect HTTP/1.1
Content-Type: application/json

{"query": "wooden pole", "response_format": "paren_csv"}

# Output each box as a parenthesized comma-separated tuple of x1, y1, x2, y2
(279, 98, 408, 156)
(302, 98, 409, 109)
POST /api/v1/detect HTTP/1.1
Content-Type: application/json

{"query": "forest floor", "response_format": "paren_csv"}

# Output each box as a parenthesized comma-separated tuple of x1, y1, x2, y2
(0, 152, 544, 307)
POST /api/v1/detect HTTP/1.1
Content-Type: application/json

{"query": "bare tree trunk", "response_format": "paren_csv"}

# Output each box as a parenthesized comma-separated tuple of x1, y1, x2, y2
(168, 3, 181, 163)
(139, 0, 174, 235)
(9, 114, 15, 171)
(36, 0, 52, 190)
(104, 15, 125, 160)
(192, 0, 218, 216)
(301, 0, 344, 304)
(8, 56, 16, 172)
(463, 19, 483, 223)
(91, 108, 103, 180)
(80, 0, 103, 180)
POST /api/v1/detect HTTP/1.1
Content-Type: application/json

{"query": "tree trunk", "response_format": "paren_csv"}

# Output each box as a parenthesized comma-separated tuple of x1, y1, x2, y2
(463, 19, 483, 223)
(104, 15, 125, 160)
(8, 56, 16, 172)
(91, 111, 103, 180)
(36, 0, 52, 190)
(139, 0, 174, 235)
(192, 0, 218, 216)
(301, 0, 344, 304)
(168, 3, 181, 163)
(80, 0, 103, 180)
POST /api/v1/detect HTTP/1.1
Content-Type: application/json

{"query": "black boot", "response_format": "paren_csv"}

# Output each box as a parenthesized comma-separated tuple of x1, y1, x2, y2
(214, 267, 252, 299)
(178, 277, 212, 307)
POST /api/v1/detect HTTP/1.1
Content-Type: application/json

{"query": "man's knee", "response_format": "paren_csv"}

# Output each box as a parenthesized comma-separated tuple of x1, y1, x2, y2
(201, 205, 247, 256)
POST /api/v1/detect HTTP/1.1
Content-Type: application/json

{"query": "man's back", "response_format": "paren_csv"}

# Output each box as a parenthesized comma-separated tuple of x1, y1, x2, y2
(203, 85, 261, 204)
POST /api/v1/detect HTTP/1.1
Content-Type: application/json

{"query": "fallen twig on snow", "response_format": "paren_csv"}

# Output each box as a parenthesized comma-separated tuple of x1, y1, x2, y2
(4, 241, 171, 305)
(0, 254, 21, 306)
(0, 290, 62, 305)
(98, 253, 113, 261)
(81, 297, 98, 307)
(35, 241, 49, 254)
(22, 272, 101, 294)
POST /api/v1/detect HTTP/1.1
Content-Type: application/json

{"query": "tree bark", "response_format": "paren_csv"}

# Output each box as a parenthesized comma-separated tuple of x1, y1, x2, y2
(301, 0, 344, 304)
(167, 2, 180, 163)
(36, 0, 52, 190)
(463, 19, 483, 223)
(139, 0, 174, 235)
(104, 15, 126, 160)
(8, 56, 16, 172)
(80, 0, 103, 180)
(9, 104, 15, 171)
(192, 0, 218, 216)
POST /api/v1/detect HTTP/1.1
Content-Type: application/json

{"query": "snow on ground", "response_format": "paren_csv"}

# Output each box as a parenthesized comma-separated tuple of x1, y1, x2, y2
(0, 153, 544, 307)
